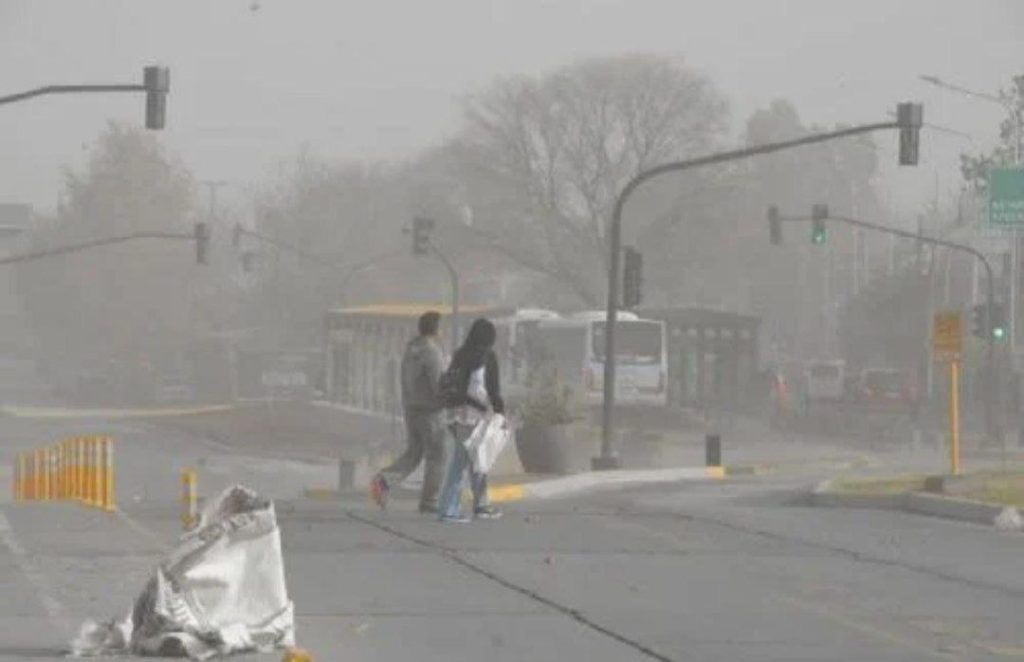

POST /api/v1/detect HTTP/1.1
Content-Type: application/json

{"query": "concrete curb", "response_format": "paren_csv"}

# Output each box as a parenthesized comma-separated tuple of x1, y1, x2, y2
(490, 466, 725, 504)
(305, 466, 726, 504)
(809, 480, 1022, 531)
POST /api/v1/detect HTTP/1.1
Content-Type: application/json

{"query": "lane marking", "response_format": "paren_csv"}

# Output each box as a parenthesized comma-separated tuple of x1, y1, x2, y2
(0, 510, 68, 627)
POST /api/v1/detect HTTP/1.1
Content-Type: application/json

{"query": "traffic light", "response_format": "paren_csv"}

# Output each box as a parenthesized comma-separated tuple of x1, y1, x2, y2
(622, 247, 643, 309)
(194, 222, 210, 265)
(412, 217, 434, 256)
(811, 204, 828, 245)
(990, 303, 1007, 340)
(969, 302, 1005, 339)
(896, 102, 922, 166)
(240, 250, 256, 274)
(767, 206, 782, 245)
(970, 303, 986, 338)
(143, 66, 169, 131)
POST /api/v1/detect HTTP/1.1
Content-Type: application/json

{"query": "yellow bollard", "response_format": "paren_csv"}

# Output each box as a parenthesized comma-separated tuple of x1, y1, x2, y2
(51, 446, 59, 500)
(76, 437, 86, 502)
(181, 470, 198, 530)
(62, 439, 71, 499)
(101, 438, 115, 512)
(57, 442, 65, 499)
(35, 449, 43, 501)
(282, 648, 314, 662)
(93, 438, 103, 509)
(88, 437, 99, 507)
(65, 439, 75, 500)
(41, 448, 51, 501)
(82, 438, 93, 506)
(28, 452, 35, 500)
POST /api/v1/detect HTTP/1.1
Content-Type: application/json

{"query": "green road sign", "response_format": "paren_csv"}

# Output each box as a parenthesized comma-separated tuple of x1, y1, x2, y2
(989, 168, 1024, 227)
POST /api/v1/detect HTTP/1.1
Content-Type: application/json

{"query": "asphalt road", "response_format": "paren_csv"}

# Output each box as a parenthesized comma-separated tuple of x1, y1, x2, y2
(0, 413, 1023, 661)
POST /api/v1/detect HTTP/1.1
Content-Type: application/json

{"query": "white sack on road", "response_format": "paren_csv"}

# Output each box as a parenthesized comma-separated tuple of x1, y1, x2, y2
(71, 485, 295, 659)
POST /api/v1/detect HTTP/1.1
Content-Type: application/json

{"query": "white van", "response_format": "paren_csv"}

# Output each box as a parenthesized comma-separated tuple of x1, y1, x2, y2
(804, 360, 845, 402)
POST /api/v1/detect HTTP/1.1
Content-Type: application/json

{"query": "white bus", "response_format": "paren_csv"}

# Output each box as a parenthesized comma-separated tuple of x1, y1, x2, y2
(524, 311, 668, 407)
(493, 308, 563, 397)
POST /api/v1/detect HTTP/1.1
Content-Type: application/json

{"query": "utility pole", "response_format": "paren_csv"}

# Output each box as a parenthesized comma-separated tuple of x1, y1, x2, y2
(200, 180, 229, 221)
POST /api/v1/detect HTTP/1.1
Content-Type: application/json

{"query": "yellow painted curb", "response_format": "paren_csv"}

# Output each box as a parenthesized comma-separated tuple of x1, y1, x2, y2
(0, 405, 236, 420)
(488, 483, 527, 503)
(707, 466, 726, 479)
(283, 647, 314, 662)
(304, 488, 340, 501)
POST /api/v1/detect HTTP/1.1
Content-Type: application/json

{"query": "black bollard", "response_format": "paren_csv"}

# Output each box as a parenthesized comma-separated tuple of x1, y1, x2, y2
(705, 434, 721, 467)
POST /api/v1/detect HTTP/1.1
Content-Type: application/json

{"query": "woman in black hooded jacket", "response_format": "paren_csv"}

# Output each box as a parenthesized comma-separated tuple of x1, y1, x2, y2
(437, 318, 504, 522)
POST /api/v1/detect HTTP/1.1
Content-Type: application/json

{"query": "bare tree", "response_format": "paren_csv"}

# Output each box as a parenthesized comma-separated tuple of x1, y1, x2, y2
(444, 54, 729, 306)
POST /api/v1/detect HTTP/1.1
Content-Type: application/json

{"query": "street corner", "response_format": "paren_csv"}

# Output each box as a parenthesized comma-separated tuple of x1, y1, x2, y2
(808, 473, 1024, 531)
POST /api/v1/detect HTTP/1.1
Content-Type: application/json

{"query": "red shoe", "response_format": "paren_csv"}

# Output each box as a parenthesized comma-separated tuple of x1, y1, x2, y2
(370, 475, 389, 510)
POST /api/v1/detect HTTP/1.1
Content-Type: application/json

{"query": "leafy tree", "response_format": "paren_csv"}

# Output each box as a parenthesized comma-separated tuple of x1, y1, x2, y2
(15, 123, 197, 396)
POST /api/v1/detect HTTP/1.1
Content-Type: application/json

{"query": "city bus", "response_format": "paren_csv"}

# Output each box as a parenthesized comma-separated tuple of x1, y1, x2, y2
(524, 311, 668, 407)
(492, 308, 563, 396)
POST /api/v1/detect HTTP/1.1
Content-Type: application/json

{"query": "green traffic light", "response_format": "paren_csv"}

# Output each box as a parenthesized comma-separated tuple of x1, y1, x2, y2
(812, 229, 827, 245)
(993, 327, 1006, 340)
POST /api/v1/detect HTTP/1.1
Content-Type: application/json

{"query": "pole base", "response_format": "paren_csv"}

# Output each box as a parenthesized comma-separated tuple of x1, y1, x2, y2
(591, 455, 622, 471)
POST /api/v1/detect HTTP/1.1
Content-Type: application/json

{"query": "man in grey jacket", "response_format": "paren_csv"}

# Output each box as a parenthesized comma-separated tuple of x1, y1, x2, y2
(370, 311, 446, 513)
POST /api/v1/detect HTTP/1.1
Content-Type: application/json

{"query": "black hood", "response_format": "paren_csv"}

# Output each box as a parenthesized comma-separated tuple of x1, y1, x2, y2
(452, 318, 496, 372)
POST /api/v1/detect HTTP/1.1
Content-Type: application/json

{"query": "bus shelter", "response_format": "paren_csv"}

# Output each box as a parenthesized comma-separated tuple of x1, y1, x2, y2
(639, 307, 760, 411)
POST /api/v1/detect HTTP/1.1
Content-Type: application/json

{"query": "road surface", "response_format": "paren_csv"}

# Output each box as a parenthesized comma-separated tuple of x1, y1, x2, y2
(0, 413, 1022, 661)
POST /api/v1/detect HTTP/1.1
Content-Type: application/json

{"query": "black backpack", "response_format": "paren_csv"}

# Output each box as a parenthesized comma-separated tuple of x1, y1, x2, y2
(437, 363, 465, 408)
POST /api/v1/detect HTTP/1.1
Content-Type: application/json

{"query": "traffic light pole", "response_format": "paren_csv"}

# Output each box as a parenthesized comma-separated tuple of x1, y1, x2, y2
(778, 211, 1000, 446)
(234, 225, 403, 308)
(597, 115, 918, 470)
(0, 231, 197, 267)
(428, 240, 460, 356)
(0, 84, 144, 105)
(0, 66, 170, 130)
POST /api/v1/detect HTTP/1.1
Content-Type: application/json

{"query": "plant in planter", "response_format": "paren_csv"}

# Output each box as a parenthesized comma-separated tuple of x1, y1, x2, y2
(514, 362, 582, 474)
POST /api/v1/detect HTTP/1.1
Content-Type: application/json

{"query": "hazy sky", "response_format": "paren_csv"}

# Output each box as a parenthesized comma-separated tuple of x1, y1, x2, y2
(1, 0, 1020, 218)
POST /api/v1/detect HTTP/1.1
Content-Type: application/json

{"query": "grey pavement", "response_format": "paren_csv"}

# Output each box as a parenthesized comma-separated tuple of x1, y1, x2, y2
(1, 412, 1024, 660)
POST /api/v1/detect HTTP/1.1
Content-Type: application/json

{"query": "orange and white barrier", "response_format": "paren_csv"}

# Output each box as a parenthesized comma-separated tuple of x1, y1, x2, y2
(12, 436, 115, 511)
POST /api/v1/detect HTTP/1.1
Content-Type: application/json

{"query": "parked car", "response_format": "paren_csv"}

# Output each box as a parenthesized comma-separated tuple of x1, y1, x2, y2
(856, 368, 918, 411)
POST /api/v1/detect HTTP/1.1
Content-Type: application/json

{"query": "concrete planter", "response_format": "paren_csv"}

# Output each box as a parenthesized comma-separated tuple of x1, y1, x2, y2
(516, 423, 574, 474)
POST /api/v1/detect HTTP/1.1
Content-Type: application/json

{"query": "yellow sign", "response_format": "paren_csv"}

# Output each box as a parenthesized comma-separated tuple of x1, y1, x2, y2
(933, 311, 962, 359)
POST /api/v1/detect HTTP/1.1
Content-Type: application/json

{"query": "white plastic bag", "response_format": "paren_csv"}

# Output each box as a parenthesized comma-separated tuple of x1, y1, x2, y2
(71, 485, 295, 659)
(463, 413, 512, 473)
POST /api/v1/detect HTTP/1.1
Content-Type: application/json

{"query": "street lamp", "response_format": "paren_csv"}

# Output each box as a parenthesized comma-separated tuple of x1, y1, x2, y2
(919, 74, 1021, 164)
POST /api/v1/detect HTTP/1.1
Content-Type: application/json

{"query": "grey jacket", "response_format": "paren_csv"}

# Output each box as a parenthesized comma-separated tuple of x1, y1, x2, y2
(400, 335, 445, 412)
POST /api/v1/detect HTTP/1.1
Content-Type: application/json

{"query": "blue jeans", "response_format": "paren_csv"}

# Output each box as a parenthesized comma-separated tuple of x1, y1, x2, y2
(438, 423, 489, 518)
